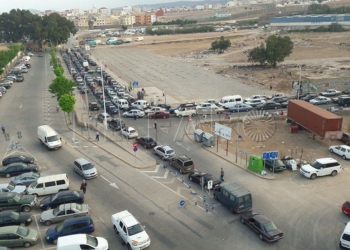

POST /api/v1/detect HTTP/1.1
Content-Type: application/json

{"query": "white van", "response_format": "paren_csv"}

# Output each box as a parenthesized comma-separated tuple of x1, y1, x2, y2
(131, 100, 149, 110)
(37, 125, 62, 150)
(219, 95, 243, 109)
(57, 234, 109, 250)
(175, 107, 197, 117)
(26, 174, 69, 196)
(117, 99, 129, 110)
(135, 37, 144, 41)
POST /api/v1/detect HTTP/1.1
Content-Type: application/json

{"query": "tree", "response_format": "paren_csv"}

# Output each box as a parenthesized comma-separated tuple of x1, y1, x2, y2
(88, 19, 94, 29)
(121, 25, 128, 31)
(265, 35, 293, 67)
(49, 76, 76, 101)
(328, 22, 344, 32)
(211, 36, 231, 53)
(59, 94, 76, 124)
(248, 43, 266, 65)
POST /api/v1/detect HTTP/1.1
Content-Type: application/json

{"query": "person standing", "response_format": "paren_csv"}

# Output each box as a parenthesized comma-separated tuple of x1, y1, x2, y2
(154, 120, 157, 129)
(95, 131, 99, 141)
(80, 179, 87, 194)
(270, 84, 272, 90)
(220, 168, 224, 181)
(1, 124, 5, 134)
(133, 114, 137, 120)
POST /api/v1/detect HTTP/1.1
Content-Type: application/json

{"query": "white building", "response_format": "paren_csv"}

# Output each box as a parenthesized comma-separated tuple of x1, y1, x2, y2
(119, 15, 135, 25)
(195, 5, 205, 10)
(122, 6, 132, 13)
(99, 7, 111, 15)
(226, 1, 238, 7)
(88, 8, 98, 14)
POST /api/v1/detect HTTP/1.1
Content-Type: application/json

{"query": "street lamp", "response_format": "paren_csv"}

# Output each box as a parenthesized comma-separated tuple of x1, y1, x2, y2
(83, 73, 91, 139)
(99, 60, 108, 135)
(297, 64, 302, 99)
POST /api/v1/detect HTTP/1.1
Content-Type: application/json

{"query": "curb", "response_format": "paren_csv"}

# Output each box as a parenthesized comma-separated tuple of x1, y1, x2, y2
(184, 123, 275, 180)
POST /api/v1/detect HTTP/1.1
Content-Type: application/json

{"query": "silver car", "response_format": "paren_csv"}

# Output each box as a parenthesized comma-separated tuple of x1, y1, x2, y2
(10, 172, 49, 187)
(39, 203, 89, 226)
(73, 158, 98, 179)
(153, 145, 176, 161)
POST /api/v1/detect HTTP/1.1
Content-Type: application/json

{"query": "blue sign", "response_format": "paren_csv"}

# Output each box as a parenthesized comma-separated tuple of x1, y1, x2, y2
(132, 81, 138, 86)
(133, 147, 138, 152)
(179, 200, 185, 207)
(262, 151, 278, 160)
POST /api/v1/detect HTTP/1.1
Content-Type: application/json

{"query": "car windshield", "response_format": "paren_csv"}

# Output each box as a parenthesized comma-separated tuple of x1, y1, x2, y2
(53, 207, 61, 215)
(310, 160, 322, 169)
(146, 138, 154, 142)
(274, 160, 285, 167)
(18, 155, 25, 160)
(166, 150, 175, 154)
(55, 221, 65, 233)
(13, 194, 21, 202)
(51, 193, 58, 201)
(128, 223, 144, 236)
(10, 212, 19, 220)
(129, 129, 136, 133)
(184, 161, 193, 167)
(343, 233, 350, 241)
(264, 222, 278, 232)
(73, 191, 80, 197)
(47, 135, 59, 142)
(29, 181, 37, 188)
(16, 227, 29, 237)
(82, 163, 94, 170)
(205, 174, 218, 181)
(7, 184, 15, 191)
(86, 235, 98, 247)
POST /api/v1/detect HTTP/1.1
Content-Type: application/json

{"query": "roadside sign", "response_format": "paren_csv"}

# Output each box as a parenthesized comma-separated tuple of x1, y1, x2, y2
(262, 151, 278, 160)
(207, 180, 213, 190)
(179, 200, 185, 207)
(133, 148, 138, 152)
(133, 142, 138, 148)
(132, 81, 139, 87)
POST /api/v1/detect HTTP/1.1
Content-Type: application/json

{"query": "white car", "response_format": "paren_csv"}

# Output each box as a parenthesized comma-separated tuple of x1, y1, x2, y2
(27, 52, 34, 57)
(245, 95, 267, 102)
(320, 89, 341, 97)
(144, 107, 165, 114)
(300, 158, 342, 180)
(340, 221, 350, 249)
(329, 145, 350, 160)
(309, 96, 330, 105)
(153, 145, 176, 160)
(244, 99, 266, 107)
(121, 127, 138, 139)
(123, 110, 145, 118)
(0, 183, 26, 194)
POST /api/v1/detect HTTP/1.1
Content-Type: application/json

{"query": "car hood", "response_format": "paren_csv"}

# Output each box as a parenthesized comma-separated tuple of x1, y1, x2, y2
(40, 209, 55, 221)
(19, 212, 33, 222)
(267, 228, 283, 238)
(27, 228, 39, 242)
(13, 186, 26, 193)
(130, 231, 150, 244)
(96, 237, 109, 248)
(46, 226, 58, 239)
(83, 167, 97, 175)
(40, 196, 52, 206)
(27, 164, 38, 168)
(301, 164, 315, 172)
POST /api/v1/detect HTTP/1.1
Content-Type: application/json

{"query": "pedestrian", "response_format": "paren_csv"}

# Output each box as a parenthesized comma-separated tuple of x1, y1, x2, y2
(134, 114, 137, 120)
(1, 124, 5, 134)
(220, 168, 224, 181)
(95, 131, 99, 141)
(80, 179, 87, 194)
(154, 120, 157, 129)
(56, 105, 60, 112)
(151, 98, 154, 106)
(270, 84, 272, 90)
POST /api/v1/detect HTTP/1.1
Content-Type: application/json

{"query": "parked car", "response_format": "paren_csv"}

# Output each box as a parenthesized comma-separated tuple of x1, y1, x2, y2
(270, 97, 288, 104)
(45, 216, 95, 244)
(16, 75, 24, 82)
(123, 110, 145, 118)
(245, 95, 267, 102)
(89, 102, 100, 111)
(0, 193, 37, 212)
(329, 145, 350, 160)
(135, 137, 157, 148)
(0, 184, 26, 194)
(106, 105, 119, 115)
(320, 89, 340, 97)
(73, 158, 98, 179)
(153, 146, 176, 161)
(240, 211, 284, 242)
(40, 203, 89, 226)
(340, 132, 350, 145)
(309, 96, 331, 105)
(149, 112, 170, 119)
(10, 172, 48, 187)
(108, 118, 125, 131)
(157, 103, 171, 110)
(39, 190, 84, 211)
(121, 127, 138, 139)
(340, 221, 350, 249)
(300, 94, 318, 102)
(188, 171, 221, 189)
(0, 226, 39, 248)
(300, 157, 341, 180)
(97, 113, 112, 123)
(244, 99, 266, 107)
(2, 154, 34, 166)
(0, 211, 33, 227)
(342, 200, 350, 215)
(228, 103, 253, 112)
(264, 159, 286, 172)
(257, 101, 281, 110)
(0, 163, 38, 177)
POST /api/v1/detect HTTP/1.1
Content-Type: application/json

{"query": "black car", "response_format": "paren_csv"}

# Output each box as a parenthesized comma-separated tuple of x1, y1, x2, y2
(240, 211, 284, 242)
(25, 63, 31, 68)
(342, 89, 350, 95)
(188, 171, 221, 189)
(108, 118, 125, 131)
(270, 97, 288, 104)
(0, 211, 33, 226)
(39, 190, 84, 211)
(157, 103, 171, 110)
(301, 94, 318, 102)
(296, 92, 310, 99)
(2, 154, 34, 166)
(256, 101, 281, 110)
(0, 163, 38, 178)
(16, 75, 24, 82)
(106, 105, 118, 115)
(0, 83, 11, 89)
(135, 137, 157, 148)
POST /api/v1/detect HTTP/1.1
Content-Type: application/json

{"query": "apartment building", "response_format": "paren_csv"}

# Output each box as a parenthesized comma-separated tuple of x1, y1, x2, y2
(119, 15, 135, 25)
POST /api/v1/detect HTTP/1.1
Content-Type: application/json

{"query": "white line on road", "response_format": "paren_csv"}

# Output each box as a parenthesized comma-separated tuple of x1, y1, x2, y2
(34, 216, 45, 249)
(176, 141, 190, 151)
(100, 175, 119, 189)
(19, 103, 22, 109)
(152, 169, 169, 179)
(142, 165, 160, 173)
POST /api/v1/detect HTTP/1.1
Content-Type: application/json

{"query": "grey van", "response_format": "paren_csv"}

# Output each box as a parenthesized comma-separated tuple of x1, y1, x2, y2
(213, 182, 252, 213)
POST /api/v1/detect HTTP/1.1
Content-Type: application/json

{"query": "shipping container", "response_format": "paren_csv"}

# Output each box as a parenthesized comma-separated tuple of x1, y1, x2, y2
(287, 100, 343, 138)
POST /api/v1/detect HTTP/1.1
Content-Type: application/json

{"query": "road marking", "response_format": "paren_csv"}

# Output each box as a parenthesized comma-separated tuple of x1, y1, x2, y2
(34, 216, 45, 249)
(100, 175, 119, 189)
(142, 165, 160, 173)
(19, 103, 22, 109)
(176, 141, 191, 151)
(160, 127, 168, 134)
(152, 169, 170, 179)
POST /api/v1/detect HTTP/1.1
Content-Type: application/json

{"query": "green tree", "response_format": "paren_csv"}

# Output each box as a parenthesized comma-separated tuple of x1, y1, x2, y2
(265, 35, 293, 67)
(248, 43, 267, 65)
(88, 19, 94, 29)
(328, 22, 344, 32)
(49, 76, 76, 101)
(210, 36, 231, 53)
(121, 25, 128, 31)
(59, 94, 76, 113)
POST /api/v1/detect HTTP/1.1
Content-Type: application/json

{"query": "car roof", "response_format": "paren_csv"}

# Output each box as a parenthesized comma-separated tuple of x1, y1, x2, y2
(337, 145, 350, 149)
(6, 163, 26, 167)
(75, 158, 90, 165)
(59, 203, 80, 210)
(0, 211, 16, 217)
(0, 226, 20, 234)
(343, 222, 350, 234)
(315, 158, 338, 164)
(254, 214, 272, 224)
(178, 155, 191, 161)
(64, 215, 91, 226)
(57, 190, 77, 196)
(162, 146, 173, 151)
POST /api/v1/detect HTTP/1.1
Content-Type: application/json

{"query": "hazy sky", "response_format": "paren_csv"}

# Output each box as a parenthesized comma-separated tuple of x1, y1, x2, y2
(1, 0, 185, 13)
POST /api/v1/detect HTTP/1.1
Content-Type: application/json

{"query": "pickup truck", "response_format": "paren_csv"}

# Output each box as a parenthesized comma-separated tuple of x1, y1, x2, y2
(240, 211, 284, 242)
(144, 107, 166, 114)
(175, 107, 196, 117)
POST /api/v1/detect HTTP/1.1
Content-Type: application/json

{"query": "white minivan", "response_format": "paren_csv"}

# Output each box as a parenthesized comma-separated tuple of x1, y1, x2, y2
(37, 125, 62, 150)
(57, 234, 109, 250)
(25, 174, 70, 196)
(131, 100, 149, 110)
(219, 95, 243, 109)
(117, 99, 129, 110)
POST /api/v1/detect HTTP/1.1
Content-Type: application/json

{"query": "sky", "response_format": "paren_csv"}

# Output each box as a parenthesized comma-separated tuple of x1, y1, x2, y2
(1, 0, 186, 13)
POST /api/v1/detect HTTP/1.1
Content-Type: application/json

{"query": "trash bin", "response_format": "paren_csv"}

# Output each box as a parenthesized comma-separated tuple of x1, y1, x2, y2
(194, 129, 204, 143)
(202, 133, 215, 147)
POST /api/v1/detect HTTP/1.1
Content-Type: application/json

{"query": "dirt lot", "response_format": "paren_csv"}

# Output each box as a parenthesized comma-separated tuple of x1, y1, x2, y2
(0, 44, 8, 51)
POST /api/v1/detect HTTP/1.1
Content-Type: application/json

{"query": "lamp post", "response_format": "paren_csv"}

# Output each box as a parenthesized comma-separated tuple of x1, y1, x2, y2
(83, 74, 91, 139)
(297, 64, 302, 99)
(236, 107, 239, 163)
(99, 60, 108, 137)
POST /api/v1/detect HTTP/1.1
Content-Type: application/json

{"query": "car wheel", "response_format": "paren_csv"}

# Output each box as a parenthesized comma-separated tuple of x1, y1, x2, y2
(22, 206, 31, 212)
(259, 234, 264, 241)
(5, 173, 10, 178)
(342, 155, 346, 160)
(274, 106, 277, 109)
(178, 115, 182, 118)
(123, 115, 127, 118)
(53, 239, 58, 245)
(326, 101, 329, 104)
(127, 244, 132, 250)
(345, 103, 348, 107)
(44, 220, 52, 226)
(23, 242, 31, 248)
(180, 169, 184, 174)
(330, 149, 333, 153)
(240, 217, 245, 224)
(46, 206, 51, 210)
(310, 174, 317, 180)
(331, 170, 338, 177)
(161, 156, 165, 160)
(229, 206, 235, 213)
(114, 225, 119, 234)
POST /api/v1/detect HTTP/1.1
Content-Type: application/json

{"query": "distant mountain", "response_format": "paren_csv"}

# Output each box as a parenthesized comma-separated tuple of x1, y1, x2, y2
(139, 0, 230, 8)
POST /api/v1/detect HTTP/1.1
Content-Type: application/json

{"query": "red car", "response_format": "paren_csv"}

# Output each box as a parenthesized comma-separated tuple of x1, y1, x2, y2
(342, 200, 350, 215)
(149, 112, 170, 119)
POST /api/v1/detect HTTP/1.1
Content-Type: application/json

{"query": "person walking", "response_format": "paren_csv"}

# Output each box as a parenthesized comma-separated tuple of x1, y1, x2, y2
(95, 131, 99, 141)
(133, 114, 137, 120)
(1, 124, 5, 134)
(154, 120, 157, 129)
(220, 168, 225, 181)
(270, 84, 273, 90)
(80, 179, 87, 194)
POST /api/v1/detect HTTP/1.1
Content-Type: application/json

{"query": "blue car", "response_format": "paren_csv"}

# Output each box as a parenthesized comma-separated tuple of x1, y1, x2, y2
(45, 216, 95, 244)
(40, 190, 84, 211)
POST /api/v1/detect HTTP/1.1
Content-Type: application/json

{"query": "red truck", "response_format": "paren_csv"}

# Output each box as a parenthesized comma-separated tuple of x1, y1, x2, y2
(287, 100, 343, 139)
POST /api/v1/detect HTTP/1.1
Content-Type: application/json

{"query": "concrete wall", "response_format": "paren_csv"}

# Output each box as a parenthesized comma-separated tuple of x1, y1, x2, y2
(0, 51, 23, 79)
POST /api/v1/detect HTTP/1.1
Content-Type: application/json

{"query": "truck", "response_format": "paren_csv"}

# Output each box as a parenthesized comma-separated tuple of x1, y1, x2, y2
(124, 38, 132, 43)
(287, 100, 343, 139)
(37, 125, 62, 150)
(135, 36, 144, 41)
